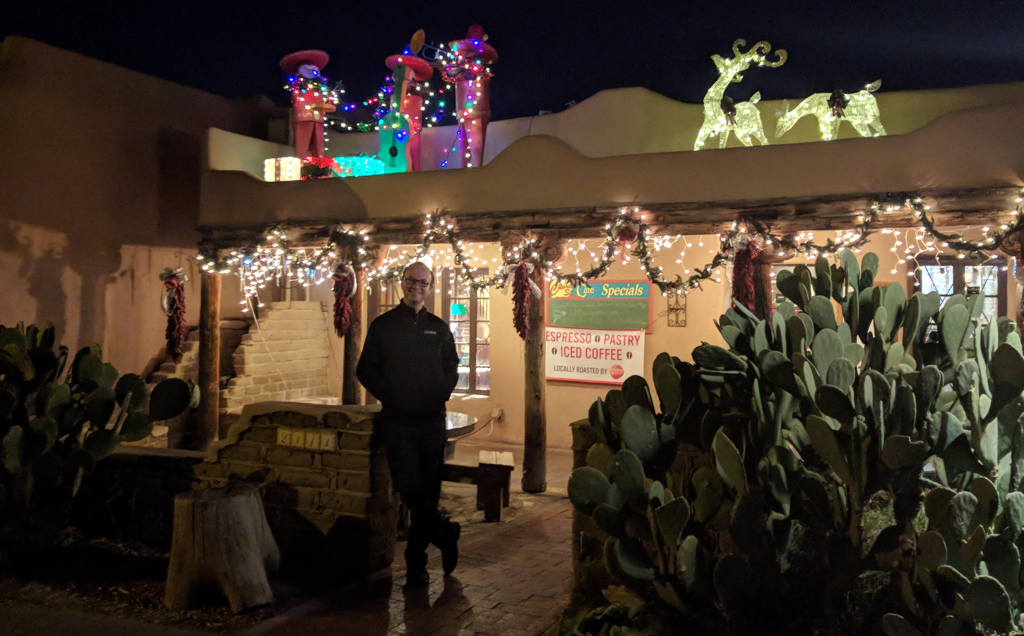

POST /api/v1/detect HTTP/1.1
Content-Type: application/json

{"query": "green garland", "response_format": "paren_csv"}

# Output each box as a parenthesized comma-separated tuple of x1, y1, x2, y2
(633, 203, 879, 294)
(907, 195, 1024, 255)
(199, 189, 1024, 299)
(199, 225, 373, 275)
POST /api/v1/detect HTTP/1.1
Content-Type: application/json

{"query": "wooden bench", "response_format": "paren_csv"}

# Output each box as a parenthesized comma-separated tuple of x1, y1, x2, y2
(439, 450, 515, 522)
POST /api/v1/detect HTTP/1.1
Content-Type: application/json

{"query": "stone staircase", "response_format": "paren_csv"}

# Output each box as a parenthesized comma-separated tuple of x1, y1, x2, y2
(219, 301, 332, 428)
(142, 319, 252, 447)
(150, 319, 252, 384)
(140, 304, 333, 441)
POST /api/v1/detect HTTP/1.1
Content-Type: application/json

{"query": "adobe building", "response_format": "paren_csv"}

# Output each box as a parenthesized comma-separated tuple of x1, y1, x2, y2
(5, 33, 1024, 467)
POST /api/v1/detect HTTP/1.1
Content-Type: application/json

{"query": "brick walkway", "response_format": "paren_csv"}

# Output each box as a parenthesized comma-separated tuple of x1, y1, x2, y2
(256, 495, 573, 636)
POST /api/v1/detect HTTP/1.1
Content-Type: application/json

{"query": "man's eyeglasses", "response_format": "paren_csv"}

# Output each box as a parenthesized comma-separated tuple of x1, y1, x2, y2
(402, 277, 431, 288)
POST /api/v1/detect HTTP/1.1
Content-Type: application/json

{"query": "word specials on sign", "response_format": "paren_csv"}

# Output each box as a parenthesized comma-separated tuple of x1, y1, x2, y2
(276, 427, 338, 452)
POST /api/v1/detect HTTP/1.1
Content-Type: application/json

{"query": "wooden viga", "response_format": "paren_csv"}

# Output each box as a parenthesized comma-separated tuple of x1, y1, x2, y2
(165, 484, 280, 613)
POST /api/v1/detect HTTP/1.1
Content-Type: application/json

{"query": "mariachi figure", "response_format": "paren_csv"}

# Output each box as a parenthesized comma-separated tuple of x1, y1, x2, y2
(279, 49, 339, 158)
(381, 53, 433, 172)
(443, 25, 498, 168)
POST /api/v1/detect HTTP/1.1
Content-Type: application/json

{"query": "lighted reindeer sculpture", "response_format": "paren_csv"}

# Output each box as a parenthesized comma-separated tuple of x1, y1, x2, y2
(776, 80, 886, 141)
(693, 39, 787, 151)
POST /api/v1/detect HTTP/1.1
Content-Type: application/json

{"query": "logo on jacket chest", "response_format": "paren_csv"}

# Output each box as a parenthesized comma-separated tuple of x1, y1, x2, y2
(424, 330, 438, 335)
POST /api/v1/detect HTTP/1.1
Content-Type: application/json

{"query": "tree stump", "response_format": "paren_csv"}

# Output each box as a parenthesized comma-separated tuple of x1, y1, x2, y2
(165, 484, 280, 613)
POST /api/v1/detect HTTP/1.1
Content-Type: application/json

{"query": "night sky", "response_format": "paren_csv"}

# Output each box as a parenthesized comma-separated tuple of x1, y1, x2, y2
(5, 1, 1024, 122)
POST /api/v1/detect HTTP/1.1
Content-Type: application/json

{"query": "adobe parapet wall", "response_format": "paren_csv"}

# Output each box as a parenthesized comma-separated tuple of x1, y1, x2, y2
(196, 402, 395, 580)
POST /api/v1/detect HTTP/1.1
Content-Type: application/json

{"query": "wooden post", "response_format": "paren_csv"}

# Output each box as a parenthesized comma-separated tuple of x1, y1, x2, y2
(342, 267, 364, 405)
(752, 254, 774, 320)
(753, 251, 791, 320)
(197, 271, 220, 450)
(522, 260, 547, 493)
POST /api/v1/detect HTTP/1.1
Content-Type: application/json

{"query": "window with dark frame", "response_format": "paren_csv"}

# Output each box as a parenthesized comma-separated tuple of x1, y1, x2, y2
(908, 255, 1007, 324)
(439, 267, 490, 395)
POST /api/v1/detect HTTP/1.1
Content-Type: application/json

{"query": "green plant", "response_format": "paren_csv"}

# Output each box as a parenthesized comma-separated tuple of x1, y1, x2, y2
(567, 252, 1024, 635)
(0, 321, 192, 552)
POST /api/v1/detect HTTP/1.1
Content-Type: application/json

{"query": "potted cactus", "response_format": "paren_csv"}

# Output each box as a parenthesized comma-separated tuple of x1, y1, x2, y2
(0, 321, 193, 556)
(568, 251, 1024, 635)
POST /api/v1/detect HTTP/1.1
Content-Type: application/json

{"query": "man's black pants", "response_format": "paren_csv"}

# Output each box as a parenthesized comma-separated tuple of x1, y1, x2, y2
(379, 415, 455, 573)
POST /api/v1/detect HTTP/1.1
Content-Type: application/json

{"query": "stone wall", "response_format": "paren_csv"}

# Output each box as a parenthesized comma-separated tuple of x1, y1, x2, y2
(195, 402, 395, 580)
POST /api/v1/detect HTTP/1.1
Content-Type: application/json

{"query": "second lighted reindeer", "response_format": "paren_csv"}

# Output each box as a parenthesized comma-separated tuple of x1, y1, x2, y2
(693, 39, 787, 151)
(775, 81, 886, 141)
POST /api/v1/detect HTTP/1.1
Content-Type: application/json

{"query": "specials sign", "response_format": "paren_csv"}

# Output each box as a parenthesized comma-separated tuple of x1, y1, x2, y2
(547, 280, 652, 332)
(545, 326, 645, 385)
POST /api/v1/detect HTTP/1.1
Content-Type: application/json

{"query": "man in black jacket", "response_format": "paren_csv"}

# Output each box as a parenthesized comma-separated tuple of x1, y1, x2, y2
(356, 261, 461, 587)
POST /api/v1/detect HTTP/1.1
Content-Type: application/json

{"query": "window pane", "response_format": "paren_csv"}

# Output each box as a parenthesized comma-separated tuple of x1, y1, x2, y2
(980, 296, 999, 325)
(445, 266, 489, 395)
(476, 368, 490, 392)
(964, 265, 999, 297)
(451, 320, 470, 342)
(920, 265, 954, 296)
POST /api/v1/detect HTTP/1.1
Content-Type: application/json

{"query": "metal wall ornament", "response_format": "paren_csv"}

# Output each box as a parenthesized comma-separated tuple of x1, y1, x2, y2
(666, 293, 686, 327)
(775, 80, 886, 141)
(694, 39, 787, 151)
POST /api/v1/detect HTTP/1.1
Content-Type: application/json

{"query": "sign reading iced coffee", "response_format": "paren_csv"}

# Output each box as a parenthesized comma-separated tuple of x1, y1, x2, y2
(545, 326, 645, 385)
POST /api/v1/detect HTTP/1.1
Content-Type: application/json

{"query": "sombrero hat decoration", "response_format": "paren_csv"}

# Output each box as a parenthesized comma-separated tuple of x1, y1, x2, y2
(385, 30, 433, 81)
(449, 25, 497, 64)
(279, 49, 330, 76)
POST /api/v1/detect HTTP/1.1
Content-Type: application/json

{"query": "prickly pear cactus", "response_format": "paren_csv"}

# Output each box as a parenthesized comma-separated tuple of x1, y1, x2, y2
(0, 322, 192, 551)
(568, 253, 1024, 636)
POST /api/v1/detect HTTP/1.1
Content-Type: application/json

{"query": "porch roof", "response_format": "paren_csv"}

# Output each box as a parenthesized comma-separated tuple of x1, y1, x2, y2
(199, 98, 1024, 245)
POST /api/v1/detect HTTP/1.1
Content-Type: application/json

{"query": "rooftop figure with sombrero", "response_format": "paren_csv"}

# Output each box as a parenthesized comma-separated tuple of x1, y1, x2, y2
(442, 25, 497, 169)
(379, 30, 434, 173)
(279, 48, 339, 158)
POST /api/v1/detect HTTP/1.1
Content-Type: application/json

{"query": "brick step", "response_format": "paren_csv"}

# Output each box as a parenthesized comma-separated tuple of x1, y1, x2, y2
(266, 301, 323, 310)
(185, 320, 253, 342)
(150, 372, 176, 383)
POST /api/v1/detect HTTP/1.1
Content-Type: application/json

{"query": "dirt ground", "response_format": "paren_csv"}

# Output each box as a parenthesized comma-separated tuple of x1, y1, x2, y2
(0, 481, 537, 633)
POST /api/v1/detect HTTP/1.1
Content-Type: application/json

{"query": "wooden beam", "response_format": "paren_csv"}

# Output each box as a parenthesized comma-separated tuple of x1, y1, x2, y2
(197, 186, 1023, 247)
(197, 272, 221, 450)
(342, 267, 364, 405)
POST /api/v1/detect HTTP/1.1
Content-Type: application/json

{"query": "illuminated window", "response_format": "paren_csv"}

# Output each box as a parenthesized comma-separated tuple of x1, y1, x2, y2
(910, 255, 1007, 324)
(440, 267, 490, 395)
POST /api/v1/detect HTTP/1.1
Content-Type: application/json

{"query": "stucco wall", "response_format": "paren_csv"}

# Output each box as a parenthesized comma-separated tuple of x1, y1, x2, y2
(347, 231, 1017, 450)
(207, 82, 1024, 182)
(325, 82, 1024, 168)
(0, 36, 268, 374)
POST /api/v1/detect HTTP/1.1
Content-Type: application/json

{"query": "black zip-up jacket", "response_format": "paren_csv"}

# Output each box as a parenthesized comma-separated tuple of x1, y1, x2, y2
(356, 301, 460, 420)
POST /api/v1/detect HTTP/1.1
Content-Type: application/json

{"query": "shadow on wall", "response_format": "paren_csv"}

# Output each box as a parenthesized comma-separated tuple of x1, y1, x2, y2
(0, 219, 121, 353)
(0, 220, 67, 337)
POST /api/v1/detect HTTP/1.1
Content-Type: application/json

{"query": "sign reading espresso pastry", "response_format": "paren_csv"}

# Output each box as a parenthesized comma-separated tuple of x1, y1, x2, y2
(545, 326, 645, 385)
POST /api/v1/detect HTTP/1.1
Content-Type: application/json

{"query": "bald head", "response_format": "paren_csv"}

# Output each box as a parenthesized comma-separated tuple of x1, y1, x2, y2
(401, 262, 434, 311)
(403, 262, 434, 285)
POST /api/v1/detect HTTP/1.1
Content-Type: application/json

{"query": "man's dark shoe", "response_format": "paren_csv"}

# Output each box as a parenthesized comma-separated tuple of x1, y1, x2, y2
(442, 522, 461, 575)
(405, 569, 429, 588)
